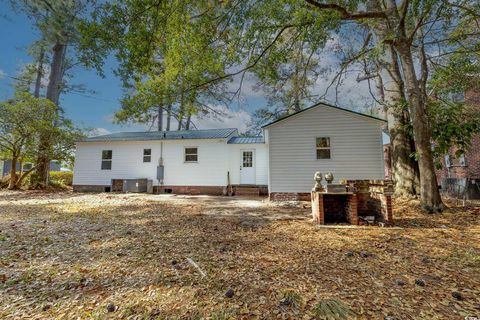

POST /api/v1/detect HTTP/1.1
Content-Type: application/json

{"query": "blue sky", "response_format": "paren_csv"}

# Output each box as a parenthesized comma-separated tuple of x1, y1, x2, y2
(0, 3, 378, 136)
(0, 3, 126, 133)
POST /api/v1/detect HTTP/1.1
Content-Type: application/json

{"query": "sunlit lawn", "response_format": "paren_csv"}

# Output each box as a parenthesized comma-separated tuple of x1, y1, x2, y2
(0, 191, 479, 319)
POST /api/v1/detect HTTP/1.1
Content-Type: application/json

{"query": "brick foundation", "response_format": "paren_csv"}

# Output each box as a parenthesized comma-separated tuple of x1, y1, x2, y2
(269, 192, 311, 201)
(154, 185, 226, 195)
(74, 184, 267, 197)
(73, 185, 110, 192)
(258, 186, 269, 196)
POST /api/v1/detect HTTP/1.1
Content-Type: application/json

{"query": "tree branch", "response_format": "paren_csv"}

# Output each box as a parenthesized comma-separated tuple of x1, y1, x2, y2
(188, 24, 294, 92)
(304, 0, 387, 20)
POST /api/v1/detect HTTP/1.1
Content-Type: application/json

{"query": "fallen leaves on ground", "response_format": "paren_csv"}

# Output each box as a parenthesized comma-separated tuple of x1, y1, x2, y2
(0, 191, 479, 319)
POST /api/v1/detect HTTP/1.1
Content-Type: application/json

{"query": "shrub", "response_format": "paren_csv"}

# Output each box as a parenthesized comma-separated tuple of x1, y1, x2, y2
(313, 299, 353, 320)
(0, 175, 10, 188)
(49, 171, 73, 186)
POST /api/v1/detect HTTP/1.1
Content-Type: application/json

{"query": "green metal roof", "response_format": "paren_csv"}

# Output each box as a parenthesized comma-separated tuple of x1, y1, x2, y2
(227, 136, 264, 144)
(82, 128, 238, 142)
(262, 102, 386, 128)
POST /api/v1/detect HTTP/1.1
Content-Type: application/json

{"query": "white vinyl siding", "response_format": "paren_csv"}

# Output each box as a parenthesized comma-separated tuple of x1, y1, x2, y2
(73, 139, 232, 187)
(227, 143, 269, 185)
(266, 104, 384, 193)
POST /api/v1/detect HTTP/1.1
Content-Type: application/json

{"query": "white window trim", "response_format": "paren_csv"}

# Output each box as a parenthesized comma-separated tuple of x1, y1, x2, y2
(101, 150, 113, 170)
(184, 146, 199, 163)
(315, 137, 332, 160)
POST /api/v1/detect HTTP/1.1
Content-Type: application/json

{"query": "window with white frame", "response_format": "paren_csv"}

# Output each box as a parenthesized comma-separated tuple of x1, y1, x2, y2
(185, 147, 198, 162)
(316, 137, 331, 159)
(101, 150, 112, 170)
(143, 149, 151, 162)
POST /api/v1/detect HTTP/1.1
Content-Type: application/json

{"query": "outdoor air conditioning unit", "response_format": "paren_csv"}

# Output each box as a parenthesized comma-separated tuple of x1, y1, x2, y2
(122, 179, 148, 193)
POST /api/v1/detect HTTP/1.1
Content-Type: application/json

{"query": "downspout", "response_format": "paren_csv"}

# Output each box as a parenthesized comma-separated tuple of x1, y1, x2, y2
(158, 141, 164, 193)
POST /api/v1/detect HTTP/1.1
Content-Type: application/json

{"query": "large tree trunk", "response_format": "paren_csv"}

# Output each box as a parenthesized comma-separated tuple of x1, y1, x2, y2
(378, 45, 419, 196)
(31, 42, 66, 188)
(8, 156, 18, 190)
(376, 0, 442, 211)
(166, 104, 172, 131)
(15, 167, 35, 189)
(157, 105, 163, 131)
(367, 0, 419, 197)
(394, 40, 443, 212)
(185, 111, 192, 130)
(177, 112, 184, 130)
(177, 90, 185, 130)
(33, 49, 44, 98)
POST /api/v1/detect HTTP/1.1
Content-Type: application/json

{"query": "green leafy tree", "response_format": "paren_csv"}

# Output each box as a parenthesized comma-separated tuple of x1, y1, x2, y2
(78, 0, 479, 211)
(0, 93, 54, 189)
(10, 0, 93, 188)
(79, 0, 227, 131)
(206, 0, 478, 211)
(0, 93, 84, 189)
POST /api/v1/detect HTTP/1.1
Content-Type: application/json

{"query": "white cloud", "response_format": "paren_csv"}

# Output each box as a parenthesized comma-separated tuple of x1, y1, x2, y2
(105, 105, 253, 133)
(86, 127, 111, 137)
(313, 70, 376, 111)
(102, 113, 115, 123)
(0, 69, 5, 78)
(310, 37, 380, 115)
(227, 72, 265, 99)
(193, 105, 252, 133)
(17, 62, 50, 87)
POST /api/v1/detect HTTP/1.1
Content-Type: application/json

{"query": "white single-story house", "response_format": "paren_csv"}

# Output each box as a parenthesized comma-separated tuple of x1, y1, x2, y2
(73, 103, 385, 198)
(0, 160, 61, 177)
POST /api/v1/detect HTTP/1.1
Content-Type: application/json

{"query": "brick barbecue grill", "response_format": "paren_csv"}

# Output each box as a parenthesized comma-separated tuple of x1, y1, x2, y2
(311, 174, 393, 225)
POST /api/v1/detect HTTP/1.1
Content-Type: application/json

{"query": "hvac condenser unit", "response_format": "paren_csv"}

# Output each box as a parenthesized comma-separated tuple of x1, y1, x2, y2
(122, 179, 148, 193)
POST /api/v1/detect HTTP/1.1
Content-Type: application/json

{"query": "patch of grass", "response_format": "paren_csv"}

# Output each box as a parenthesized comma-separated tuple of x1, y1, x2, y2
(448, 248, 480, 267)
(313, 299, 353, 320)
(280, 289, 302, 307)
(210, 308, 237, 320)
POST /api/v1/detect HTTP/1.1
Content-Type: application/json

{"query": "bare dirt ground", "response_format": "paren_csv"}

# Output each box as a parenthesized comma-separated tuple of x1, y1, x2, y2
(0, 191, 479, 319)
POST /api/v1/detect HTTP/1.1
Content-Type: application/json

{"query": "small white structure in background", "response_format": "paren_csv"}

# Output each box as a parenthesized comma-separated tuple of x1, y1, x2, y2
(73, 103, 385, 198)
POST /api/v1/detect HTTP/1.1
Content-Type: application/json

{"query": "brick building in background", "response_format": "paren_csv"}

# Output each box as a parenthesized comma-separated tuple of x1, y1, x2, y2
(383, 90, 480, 199)
(435, 90, 480, 199)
